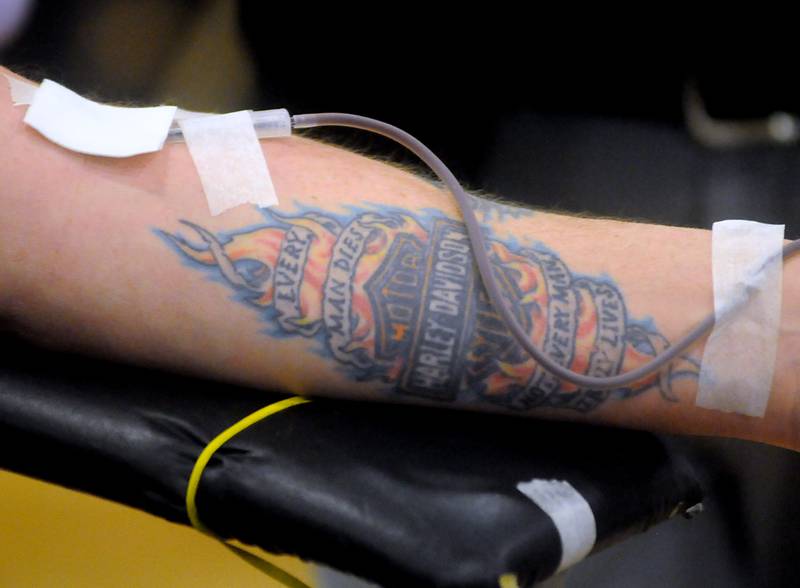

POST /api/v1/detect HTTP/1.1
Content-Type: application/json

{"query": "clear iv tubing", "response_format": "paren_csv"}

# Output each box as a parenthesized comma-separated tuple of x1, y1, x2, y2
(174, 111, 800, 390)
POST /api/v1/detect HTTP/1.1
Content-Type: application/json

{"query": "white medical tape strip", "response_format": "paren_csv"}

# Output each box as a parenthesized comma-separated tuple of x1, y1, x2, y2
(696, 220, 784, 417)
(2, 73, 37, 105)
(178, 110, 279, 215)
(5, 77, 284, 213)
(516, 478, 596, 573)
(174, 107, 207, 120)
(22, 79, 177, 157)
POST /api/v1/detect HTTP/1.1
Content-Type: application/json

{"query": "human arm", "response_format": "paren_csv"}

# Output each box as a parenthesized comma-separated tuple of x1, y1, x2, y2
(2, 68, 799, 450)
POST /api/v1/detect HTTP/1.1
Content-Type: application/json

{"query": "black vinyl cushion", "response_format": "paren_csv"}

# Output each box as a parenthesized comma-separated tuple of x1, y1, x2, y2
(0, 338, 702, 588)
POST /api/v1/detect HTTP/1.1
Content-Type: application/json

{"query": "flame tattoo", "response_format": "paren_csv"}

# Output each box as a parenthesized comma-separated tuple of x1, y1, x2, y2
(159, 202, 698, 412)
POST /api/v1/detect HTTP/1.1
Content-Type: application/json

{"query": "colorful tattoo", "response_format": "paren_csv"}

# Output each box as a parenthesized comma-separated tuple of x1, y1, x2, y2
(159, 200, 698, 413)
(466, 193, 535, 223)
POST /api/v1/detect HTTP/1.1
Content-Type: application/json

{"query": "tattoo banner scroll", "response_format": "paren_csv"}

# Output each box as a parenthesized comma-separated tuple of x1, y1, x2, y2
(517, 249, 579, 409)
(274, 225, 319, 336)
(323, 214, 393, 369)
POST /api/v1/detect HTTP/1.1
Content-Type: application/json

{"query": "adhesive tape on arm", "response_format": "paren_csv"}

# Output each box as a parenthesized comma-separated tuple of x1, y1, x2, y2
(5, 76, 282, 214)
(177, 110, 279, 215)
(696, 220, 784, 417)
(23, 79, 177, 157)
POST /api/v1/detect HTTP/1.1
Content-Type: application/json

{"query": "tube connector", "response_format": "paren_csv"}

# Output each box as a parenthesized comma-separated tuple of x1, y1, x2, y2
(251, 108, 292, 138)
(167, 108, 293, 142)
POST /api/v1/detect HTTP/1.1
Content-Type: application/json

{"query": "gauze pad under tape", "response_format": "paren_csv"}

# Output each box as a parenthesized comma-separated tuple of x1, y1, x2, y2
(178, 111, 279, 215)
(23, 79, 177, 157)
(696, 220, 784, 417)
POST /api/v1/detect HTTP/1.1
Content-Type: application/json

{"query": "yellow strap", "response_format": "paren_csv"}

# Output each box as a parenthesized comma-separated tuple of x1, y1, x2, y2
(498, 572, 520, 588)
(185, 395, 312, 588)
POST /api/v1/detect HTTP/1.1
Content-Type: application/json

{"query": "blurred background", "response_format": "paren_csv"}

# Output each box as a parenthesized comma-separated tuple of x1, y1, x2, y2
(2, 2, 800, 586)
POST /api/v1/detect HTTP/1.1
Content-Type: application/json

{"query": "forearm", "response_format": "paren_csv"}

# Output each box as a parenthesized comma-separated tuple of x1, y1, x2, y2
(3, 70, 799, 449)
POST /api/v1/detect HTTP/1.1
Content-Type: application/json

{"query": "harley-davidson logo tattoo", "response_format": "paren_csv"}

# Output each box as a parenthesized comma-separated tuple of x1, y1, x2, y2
(160, 202, 698, 412)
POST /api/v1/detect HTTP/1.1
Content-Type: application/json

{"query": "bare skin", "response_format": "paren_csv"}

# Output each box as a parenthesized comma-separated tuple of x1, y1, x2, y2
(2, 67, 800, 450)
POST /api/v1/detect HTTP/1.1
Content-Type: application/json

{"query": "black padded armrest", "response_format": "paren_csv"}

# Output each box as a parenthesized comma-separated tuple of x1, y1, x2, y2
(0, 339, 702, 587)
